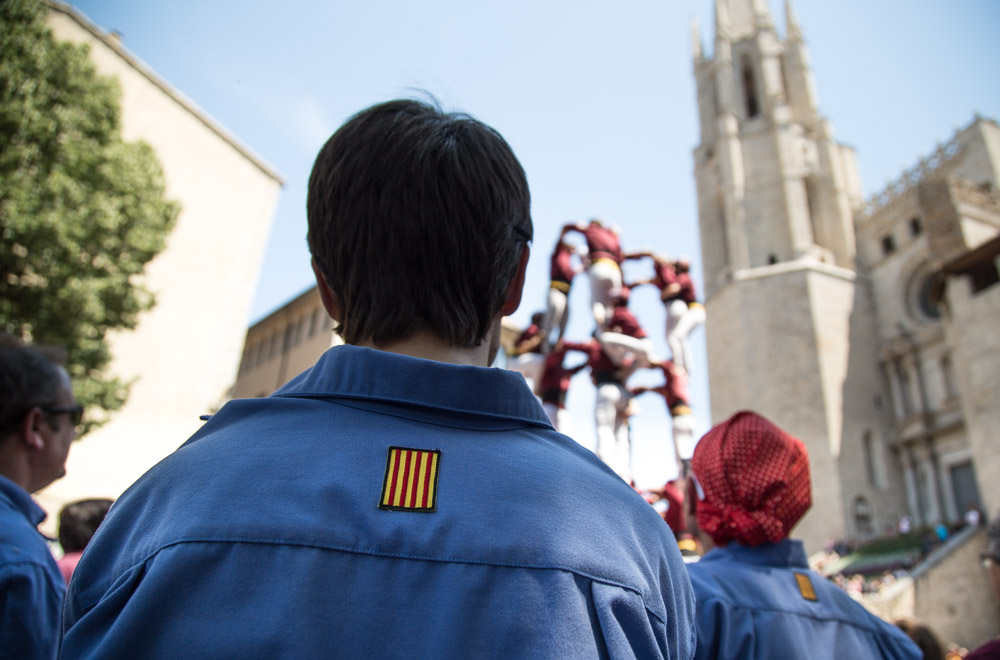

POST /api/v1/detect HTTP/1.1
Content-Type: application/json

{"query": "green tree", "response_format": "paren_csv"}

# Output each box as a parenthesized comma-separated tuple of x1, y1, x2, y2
(0, 0, 180, 432)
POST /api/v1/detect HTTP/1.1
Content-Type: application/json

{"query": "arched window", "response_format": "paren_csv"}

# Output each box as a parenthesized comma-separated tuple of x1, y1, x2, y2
(741, 57, 760, 119)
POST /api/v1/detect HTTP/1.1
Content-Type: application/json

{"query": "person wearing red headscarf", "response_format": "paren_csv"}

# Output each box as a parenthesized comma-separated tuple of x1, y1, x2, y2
(684, 411, 920, 660)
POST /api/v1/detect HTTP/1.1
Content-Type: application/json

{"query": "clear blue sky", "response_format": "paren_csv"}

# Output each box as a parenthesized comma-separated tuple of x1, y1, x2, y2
(69, 0, 1000, 487)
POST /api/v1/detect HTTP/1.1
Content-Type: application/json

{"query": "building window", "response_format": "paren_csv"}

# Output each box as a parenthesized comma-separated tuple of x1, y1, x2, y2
(968, 262, 1000, 293)
(898, 364, 914, 416)
(881, 234, 896, 255)
(940, 355, 955, 399)
(862, 432, 876, 488)
(862, 431, 887, 490)
(741, 56, 760, 119)
(917, 276, 941, 319)
(853, 496, 874, 537)
(909, 217, 922, 236)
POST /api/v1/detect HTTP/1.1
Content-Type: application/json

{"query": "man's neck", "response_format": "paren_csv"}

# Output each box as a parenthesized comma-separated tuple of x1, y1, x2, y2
(0, 448, 33, 494)
(358, 324, 498, 367)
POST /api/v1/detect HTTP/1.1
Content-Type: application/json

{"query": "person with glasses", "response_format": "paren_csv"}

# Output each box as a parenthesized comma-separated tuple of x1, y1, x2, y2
(0, 333, 79, 659)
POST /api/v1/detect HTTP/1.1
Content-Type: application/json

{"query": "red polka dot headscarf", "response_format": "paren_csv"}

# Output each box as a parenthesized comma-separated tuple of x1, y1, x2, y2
(691, 411, 811, 547)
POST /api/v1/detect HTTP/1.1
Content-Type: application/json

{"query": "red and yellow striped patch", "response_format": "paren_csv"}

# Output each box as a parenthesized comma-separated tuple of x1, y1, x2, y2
(794, 572, 818, 601)
(379, 447, 441, 512)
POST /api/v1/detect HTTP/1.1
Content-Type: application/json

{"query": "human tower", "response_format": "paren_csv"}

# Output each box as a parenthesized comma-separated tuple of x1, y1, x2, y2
(507, 219, 705, 485)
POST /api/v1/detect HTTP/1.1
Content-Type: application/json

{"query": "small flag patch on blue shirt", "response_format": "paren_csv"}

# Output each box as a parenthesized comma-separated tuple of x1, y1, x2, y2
(379, 447, 440, 512)
(794, 572, 818, 601)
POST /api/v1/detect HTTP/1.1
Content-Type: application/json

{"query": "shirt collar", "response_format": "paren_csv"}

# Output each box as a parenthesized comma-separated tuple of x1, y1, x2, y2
(0, 473, 46, 527)
(701, 538, 809, 569)
(272, 344, 551, 428)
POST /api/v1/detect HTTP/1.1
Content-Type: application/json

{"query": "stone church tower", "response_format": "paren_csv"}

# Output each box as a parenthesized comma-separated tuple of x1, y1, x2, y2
(691, 0, 908, 550)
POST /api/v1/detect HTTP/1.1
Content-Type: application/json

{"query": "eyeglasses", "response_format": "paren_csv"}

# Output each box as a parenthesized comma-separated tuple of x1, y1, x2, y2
(43, 405, 84, 427)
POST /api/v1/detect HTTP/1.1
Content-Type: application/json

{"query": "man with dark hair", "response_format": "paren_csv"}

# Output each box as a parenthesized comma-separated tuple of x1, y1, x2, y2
(62, 99, 695, 658)
(684, 411, 919, 659)
(56, 498, 113, 584)
(0, 333, 79, 659)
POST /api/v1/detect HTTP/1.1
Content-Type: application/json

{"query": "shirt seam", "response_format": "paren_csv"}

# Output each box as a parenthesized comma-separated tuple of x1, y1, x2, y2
(318, 397, 541, 432)
(85, 536, 667, 625)
(698, 594, 896, 633)
(272, 391, 550, 428)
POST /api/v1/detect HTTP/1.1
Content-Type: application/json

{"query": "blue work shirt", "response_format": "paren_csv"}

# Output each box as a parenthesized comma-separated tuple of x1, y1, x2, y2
(687, 539, 920, 659)
(0, 474, 64, 660)
(62, 345, 695, 658)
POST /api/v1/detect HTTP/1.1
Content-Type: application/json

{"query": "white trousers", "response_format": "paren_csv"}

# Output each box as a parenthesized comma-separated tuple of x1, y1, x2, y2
(595, 382, 631, 483)
(671, 412, 697, 461)
(588, 260, 622, 328)
(597, 332, 659, 369)
(542, 288, 569, 352)
(666, 301, 705, 374)
(508, 353, 544, 392)
(542, 402, 574, 436)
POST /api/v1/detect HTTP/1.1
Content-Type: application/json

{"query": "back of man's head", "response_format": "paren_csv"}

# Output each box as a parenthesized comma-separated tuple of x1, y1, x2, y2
(58, 498, 114, 553)
(0, 334, 66, 443)
(690, 410, 811, 547)
(307, 98, 533, 347)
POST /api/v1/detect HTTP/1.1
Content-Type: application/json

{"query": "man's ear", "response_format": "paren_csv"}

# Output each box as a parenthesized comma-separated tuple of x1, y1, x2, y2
(20, 408, 46, 451)
(311, 257, 342, 324)
(500, 244, 530, 317)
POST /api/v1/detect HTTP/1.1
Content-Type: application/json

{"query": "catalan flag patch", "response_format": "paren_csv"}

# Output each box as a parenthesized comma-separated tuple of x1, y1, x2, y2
(794, 572, 818, 601)
(379, 447, 441, 512)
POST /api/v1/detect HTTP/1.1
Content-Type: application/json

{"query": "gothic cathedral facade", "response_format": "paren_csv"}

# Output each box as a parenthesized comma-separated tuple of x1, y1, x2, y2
(691, 0, 1000, 551)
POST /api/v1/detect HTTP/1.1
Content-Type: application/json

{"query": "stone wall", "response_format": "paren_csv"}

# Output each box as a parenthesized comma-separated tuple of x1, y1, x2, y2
(945, 265, 1000, 517)
(864, 526, 1000, 650)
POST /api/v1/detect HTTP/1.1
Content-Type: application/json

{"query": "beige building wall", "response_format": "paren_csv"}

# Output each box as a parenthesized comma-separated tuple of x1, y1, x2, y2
(694, 0, 999, 551)
(855, 129, 1000, 530)
(37, 3, 283, 522)
(941, 240, 1000, 518)
(232, 288, 340, 399)
(692, 0, 899, 551)
(864, 527, 1000, 649)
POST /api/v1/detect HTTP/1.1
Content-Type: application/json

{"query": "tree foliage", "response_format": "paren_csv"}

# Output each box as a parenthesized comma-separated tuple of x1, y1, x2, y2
(0, 0, 180, 432)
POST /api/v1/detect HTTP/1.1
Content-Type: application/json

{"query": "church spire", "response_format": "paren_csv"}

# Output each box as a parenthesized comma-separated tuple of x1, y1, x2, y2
(752, 0, 775, 29)
(785, 0, 803, 41)
(714, 0, 732, 42)
(691, 15, 703, 61)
